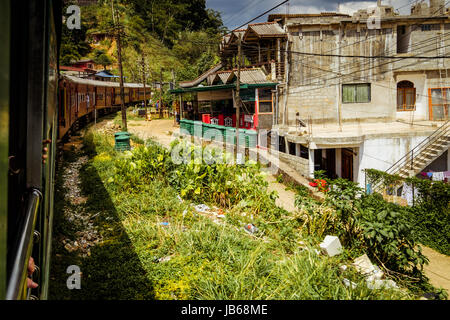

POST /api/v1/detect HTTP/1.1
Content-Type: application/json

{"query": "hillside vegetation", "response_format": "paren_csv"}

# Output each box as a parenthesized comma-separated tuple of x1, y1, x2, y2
(61, 0, 224, 93)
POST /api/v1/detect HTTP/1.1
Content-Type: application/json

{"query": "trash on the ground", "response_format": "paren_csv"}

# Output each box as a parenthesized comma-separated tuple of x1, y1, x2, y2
(158, 256, 172, 263)
(353, 254, 375, 275)
(193, 204, 211, 213)
(366, 279, 398, 290)
(343, 278, 357, 289)
(319, 235, 343, 257)
(244, 224, 259, 234)
(353, 254, 384, 280)
(217, 214, 226, 219)
(366, 266, 384, 281)
(160, 222, 169, 226)
(339, 265, 348, 272)
(177, 195, 183, 203)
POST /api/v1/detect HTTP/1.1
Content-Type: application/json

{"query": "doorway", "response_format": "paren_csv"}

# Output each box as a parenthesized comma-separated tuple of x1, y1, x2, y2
(341, 148, 354, 181)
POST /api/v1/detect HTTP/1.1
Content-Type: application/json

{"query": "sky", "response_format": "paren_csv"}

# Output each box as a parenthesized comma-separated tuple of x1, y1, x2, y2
(206, 0, 415, 30)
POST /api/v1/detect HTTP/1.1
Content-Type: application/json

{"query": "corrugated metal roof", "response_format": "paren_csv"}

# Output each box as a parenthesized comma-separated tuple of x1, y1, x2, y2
(238, 68, 269, 84)
(217, 72, 232, 84)
(220, 68, 268, 85)
(179, 63, 223, 88)
(248, 22, 286, 37)
(63, 75, 145, 88)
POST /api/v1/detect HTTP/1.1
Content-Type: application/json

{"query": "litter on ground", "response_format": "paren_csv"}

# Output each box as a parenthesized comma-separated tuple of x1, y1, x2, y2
(193, 204, 211, 213)
(366, 279, 398, 290)
(244, 224, 259, 234)
(319, 235, 343, 257)
(343, 278, 357, 289)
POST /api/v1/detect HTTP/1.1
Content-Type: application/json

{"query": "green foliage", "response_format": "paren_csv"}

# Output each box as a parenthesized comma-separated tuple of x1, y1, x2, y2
(405, 177, 450, 255)
(296, 177, 429, 283)
(364, 168, 403, 188)
(92, 49, 113, 69)
(52, 127, 434, 300)
(60, 0, 224, 94)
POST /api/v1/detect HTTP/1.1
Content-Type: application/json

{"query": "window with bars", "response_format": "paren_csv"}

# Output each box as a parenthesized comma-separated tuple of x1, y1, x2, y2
(429, 88, 450, 120)
(397, 81, 416, 111)
(342, 84, 371, 103)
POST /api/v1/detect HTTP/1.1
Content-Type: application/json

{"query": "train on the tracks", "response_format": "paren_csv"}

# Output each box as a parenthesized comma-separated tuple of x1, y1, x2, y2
(1, 0, 151, 300)
(58, 75, 151, 138)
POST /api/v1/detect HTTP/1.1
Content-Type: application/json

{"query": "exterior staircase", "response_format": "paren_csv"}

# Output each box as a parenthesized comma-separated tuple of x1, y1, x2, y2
(373, 121, 449, 192)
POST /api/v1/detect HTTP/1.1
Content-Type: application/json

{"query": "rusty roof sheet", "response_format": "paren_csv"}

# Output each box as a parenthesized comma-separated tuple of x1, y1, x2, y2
(221, 68, 268, 84)
(248, 22, 286, 37)
(179, 63, 223, 88)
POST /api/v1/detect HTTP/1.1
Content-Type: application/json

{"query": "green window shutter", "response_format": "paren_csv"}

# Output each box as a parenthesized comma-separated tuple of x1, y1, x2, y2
(356, 84, 370, 103)
(343, 85, 355, 103)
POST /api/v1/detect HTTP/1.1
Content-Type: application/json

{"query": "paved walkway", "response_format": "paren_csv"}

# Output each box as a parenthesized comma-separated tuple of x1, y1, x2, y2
(126, 118, 450, 297)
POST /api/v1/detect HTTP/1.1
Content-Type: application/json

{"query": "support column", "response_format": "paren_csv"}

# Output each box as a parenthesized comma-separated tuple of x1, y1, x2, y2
(308, 148, 315, 179)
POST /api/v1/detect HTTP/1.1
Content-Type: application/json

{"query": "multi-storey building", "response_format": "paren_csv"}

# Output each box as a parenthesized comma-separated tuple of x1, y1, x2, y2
(175, 0, 450, 187)
(266, 0, 450, 186)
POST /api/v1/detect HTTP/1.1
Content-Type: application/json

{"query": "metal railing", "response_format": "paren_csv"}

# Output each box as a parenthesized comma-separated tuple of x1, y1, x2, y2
(6, 189, 42, 300)
(371, 120, 449, 193)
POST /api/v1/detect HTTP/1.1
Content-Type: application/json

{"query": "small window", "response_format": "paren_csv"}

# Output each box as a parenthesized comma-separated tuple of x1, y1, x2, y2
(342, 84, 371, 103)
(397, 25, 410, 53)
(421, 24, 432, 31)
(397, 81, 416, 111)
(258, 88, 273, 113)
(429, 88, 449, 120)
(259, 102, 272, 113)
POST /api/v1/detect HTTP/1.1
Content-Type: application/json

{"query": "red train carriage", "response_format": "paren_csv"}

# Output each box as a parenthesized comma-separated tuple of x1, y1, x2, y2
(58, 75, 149, 139)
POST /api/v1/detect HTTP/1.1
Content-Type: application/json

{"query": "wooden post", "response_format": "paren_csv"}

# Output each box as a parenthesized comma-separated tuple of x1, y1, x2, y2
(160, 68, 163, 119)
(112, 0, 127, 131)
(236, 33, 242, 163)
(142, 54, 148, 120)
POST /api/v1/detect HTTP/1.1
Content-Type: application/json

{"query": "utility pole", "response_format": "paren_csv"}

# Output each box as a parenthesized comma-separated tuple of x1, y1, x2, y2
(159, 68, 164, 119)
(235, 33, 242, 164)
(141, 53, 148, 120)
(111, 0, 127, 131)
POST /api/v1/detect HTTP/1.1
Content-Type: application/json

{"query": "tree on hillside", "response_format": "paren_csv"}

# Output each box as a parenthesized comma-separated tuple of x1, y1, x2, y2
(92, 49, 113, 69)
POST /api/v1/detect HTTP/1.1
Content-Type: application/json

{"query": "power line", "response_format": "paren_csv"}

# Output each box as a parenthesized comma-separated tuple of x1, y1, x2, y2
(225, 0, 290, 36)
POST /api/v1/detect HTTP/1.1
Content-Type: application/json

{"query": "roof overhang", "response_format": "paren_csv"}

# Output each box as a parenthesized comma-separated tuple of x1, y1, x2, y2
(169, 82, 278, 94)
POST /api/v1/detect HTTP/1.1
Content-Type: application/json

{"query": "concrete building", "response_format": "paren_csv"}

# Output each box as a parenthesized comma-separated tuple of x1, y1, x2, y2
(172, 0, 450, 188)
(253, 0, 450, 187)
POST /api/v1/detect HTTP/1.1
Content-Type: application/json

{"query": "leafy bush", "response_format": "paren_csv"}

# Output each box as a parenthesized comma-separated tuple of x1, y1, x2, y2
(405, 177, 450, 255)
(297, 178, 429, 280)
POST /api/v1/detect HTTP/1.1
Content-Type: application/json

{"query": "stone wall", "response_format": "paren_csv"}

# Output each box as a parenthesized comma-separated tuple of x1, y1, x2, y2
(271, 149, 310, 177)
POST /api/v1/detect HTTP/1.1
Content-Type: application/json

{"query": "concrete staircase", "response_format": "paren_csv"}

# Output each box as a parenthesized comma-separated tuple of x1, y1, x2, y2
(387, 121, 450, 180)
